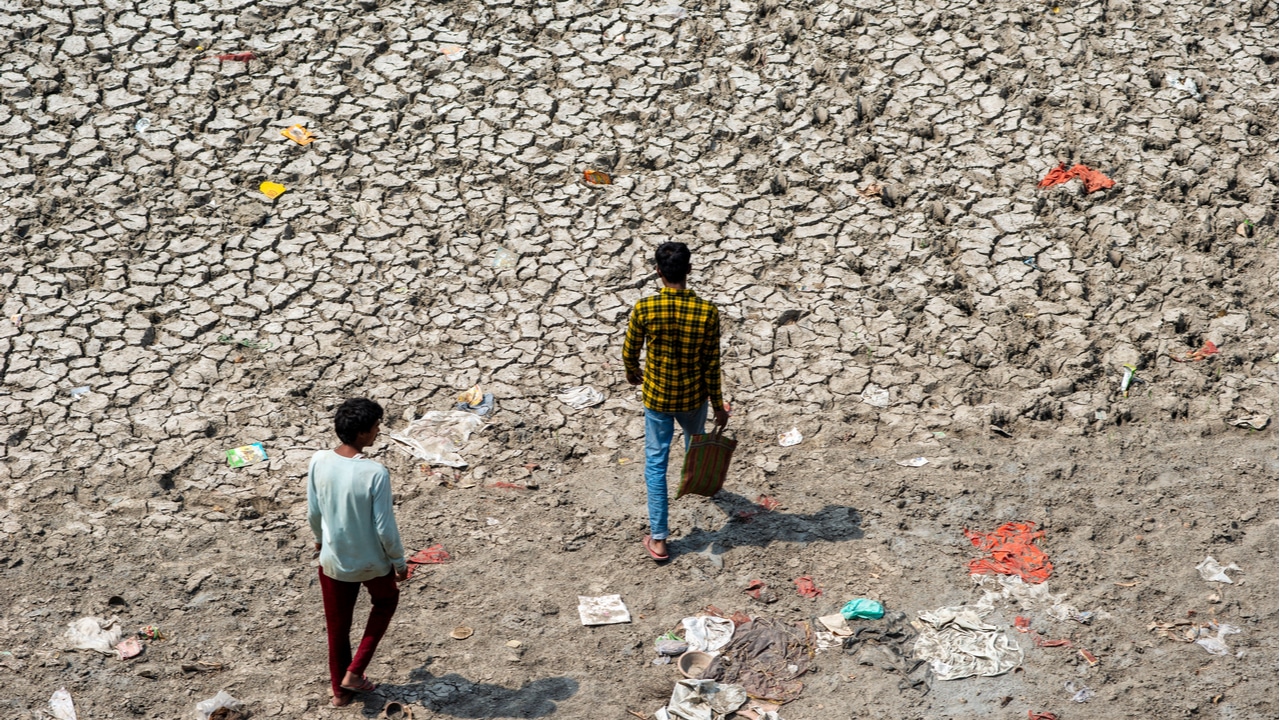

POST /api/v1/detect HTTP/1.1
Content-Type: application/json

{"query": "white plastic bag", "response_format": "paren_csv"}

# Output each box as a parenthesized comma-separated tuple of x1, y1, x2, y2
(681, 616, 735, 653)
(63, 617, 122, 655)
(387, 411, 486, 467)
(1196, 556, 1242, 584)
(49, 688, 76, 720)
(556, 386, 604, 410)
(195, 691, 245, 720)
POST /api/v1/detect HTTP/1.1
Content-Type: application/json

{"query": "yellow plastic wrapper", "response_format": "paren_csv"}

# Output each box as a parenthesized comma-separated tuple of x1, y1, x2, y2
(260, 181, 286, 199)
(456, 385, 483, 407)
(281, 124, 315, 145)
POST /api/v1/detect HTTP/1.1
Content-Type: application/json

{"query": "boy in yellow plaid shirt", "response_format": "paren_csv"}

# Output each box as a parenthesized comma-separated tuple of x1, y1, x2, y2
(623, 242, 729, 561)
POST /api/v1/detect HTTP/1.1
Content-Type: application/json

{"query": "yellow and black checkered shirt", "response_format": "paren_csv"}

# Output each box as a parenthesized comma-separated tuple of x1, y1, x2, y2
(622, 287, 724, 413)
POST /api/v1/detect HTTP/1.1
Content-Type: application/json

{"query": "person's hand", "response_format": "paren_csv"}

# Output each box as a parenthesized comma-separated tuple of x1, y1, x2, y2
(626, 371, 642, 386)
(394, 566, 409, 582)
(713, 403, 730, 431)
(312, 542, 321, 559)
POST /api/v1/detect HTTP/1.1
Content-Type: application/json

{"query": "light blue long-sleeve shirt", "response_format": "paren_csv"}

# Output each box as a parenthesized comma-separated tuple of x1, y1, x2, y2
(307, 450, 406, 582)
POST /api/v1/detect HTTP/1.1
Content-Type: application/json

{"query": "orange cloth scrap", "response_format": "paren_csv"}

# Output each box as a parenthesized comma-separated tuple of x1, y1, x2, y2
(965, 521, 1053, 584)
(1037, 163, 1115, 193)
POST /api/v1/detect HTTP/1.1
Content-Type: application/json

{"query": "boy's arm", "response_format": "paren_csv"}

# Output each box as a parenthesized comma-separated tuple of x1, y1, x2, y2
(307, 460, 323, 545)
(371, 468, 407, 575)
(622, 304, 645, 384)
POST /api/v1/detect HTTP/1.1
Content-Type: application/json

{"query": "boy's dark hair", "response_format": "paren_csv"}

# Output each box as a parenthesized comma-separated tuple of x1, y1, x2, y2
(335, 398, 384, 445)
(655, 242, 691, 284)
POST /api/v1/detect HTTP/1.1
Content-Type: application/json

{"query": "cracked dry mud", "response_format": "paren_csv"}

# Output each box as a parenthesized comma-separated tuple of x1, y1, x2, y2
(0, 0, 1276, 718)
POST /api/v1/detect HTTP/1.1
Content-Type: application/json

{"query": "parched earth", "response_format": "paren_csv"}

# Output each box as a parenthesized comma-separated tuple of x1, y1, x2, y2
(0, 0, 1276, 718)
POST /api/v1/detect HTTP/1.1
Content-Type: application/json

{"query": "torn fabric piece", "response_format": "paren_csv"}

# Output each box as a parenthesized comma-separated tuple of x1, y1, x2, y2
(912, 606, 1024, 680)
(666, 679, 747, 720)
(974, 575, 1081, 621)
(1195, 556, 1242, 584)
(965, 521, 1053, 583)
(682, 616, 736, 654)
(706, 618, 813, 703)
(1037, 163, 1116, 193)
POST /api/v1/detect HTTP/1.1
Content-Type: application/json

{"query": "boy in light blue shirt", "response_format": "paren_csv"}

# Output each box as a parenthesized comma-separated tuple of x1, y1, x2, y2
(308, 398, 407, 707)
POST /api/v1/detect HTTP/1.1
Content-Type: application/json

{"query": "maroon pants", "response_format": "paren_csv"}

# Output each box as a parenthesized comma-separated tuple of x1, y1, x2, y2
(318, 568, 399, 697)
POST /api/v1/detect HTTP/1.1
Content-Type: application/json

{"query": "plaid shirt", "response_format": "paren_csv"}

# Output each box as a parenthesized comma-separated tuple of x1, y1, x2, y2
(622, 287, 724, 413)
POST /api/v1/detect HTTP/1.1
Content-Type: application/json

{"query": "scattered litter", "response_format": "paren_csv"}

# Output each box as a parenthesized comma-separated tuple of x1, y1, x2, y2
(682, 615, 735, 653)
(841, 598, 885, 620)
(914, 606, 1023, 680)
(225, 442, 267, 468)
(1227, 415, 1269, 430)
(777, 427, 803, 447)
(860, 384, 890, 407)
(1014, 616, 1031, 633)
(450, 626, 473, 640)
(9, 314, 20, 329)
(816, 613, 852, 637)
(281, 124, 316, 145)
(139, 625, 164, 641)
(1065, 681, 1095, 703)
(455, 385, 496, 416)
(440, 45, 465, 61)
(755, 496, 780, 511)
(841, 612, 928, 693)
(1037, 163, 1116, 194)
(134, 118, 150, 132)
(744, 579, 777, 604)
(966, 522, 1052, 584)
(557, 386, 605, 409)
(707, 618, 812, 703)
(656, 635, 690, 657)
(1165, 71, 1202, 100)
(388, 410, 486, 468)
(793, 576, 822, 599)
(1028, 713, 1058, 720)
(664, 678, 747, 720)
(1196, 556, 1242, 584)
(1035, 636, 1072, 648)
(259, 181, 286, 200)
(1171, 341, 1219, 362)
(216, 52, 256, 62)
(69, 386, 90, 398)
(855, 183, 882, 199)
(578, 594, 631, 626)
(651, 5, 688, 18)
(1022, 256, 1039, 270)
(64, 617, 122, 655)
(49, 688, 76, 720)
(115, 637, 143, 660)
(195, 690, 246, 720)
(1078, 648, 1099, 666)
(584, 169, 612, 185)
(1193, 622, 1241, 655)
(406, 544, 450, 578)
(1120, 364, 1139, 397)
(896, 457, 928, 468)
(974, 575, 1081, 623)
(491, 247, 518, 268)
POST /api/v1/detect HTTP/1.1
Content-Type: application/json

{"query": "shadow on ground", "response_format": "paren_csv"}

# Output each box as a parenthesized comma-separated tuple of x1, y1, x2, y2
(670, 491, 863, 557)
(361, 666, 579, 718)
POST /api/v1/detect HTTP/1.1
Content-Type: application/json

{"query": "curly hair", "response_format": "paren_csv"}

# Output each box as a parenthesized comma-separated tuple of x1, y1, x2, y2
(334, 398, 384, 445)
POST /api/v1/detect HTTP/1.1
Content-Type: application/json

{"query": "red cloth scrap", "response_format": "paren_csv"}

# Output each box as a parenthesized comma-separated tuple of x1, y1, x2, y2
(965, 521, 1053, 583)
(756, 495, 781, 511)
(1029, 713, 1059, 720)
(1037, 163, 1115, 193)
(217, 52, 256, 62)
(793, 576, 822, 599)
(745, 579, 768, 600)
(1014, 616, 1032, 633)
(406, 544, 450, 577)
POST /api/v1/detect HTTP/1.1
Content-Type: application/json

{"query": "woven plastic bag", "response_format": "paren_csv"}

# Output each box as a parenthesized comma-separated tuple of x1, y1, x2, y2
(676, 431, 737, 499)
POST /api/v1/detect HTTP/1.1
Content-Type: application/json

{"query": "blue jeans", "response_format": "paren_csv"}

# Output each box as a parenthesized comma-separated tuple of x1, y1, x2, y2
(644, 401, 709, 541)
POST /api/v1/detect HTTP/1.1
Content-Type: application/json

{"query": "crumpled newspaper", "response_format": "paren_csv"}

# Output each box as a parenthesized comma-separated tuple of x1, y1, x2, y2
(556, 386, 604, 410)
(657, 679, 747, 720)
(912, 605, 1024, 680)
(1196, 556, 1242, 584)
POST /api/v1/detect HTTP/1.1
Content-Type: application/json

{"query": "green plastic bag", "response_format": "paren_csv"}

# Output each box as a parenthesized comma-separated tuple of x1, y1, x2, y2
(841, 598, 885, 620)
